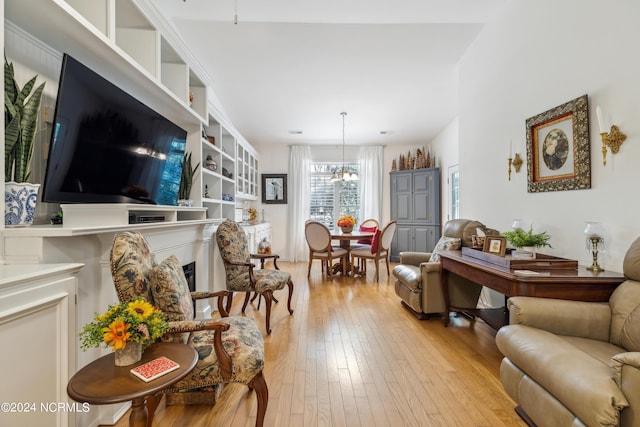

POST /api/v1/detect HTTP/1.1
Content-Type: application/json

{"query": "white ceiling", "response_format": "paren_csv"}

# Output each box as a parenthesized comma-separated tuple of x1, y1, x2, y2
(153, 0, 506, 147)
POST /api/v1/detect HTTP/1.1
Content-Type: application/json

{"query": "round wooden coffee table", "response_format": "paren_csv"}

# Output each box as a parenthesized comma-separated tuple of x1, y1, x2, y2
(67, 342, 197, 427)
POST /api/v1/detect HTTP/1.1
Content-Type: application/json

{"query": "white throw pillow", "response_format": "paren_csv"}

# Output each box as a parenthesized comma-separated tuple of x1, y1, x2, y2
(429, 236, 462, 262)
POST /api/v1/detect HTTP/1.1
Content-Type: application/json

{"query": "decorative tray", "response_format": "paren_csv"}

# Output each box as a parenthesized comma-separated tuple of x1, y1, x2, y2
(461, 247, 578, 270)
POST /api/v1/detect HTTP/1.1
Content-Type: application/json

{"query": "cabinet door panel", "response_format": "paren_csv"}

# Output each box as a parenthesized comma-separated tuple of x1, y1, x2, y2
(413, 171, 429, 193)
(413, 193, 429, 222)
(391, 225, 413, 261)
(414, 226, 439, 253)
(395, 173, 412, 193)
(395, 193, 412, 222)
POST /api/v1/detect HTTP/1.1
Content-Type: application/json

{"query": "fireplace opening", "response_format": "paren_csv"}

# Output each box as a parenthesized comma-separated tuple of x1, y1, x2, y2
(182, 261, 196, 312)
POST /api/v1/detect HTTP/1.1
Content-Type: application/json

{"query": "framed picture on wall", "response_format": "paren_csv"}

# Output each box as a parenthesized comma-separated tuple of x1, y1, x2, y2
(525, 94, 591, 193)
(262, 174, 287, 204)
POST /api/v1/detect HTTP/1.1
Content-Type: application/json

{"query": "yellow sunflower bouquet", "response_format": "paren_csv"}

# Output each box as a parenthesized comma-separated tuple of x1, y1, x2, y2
(80, 297, 167, 351)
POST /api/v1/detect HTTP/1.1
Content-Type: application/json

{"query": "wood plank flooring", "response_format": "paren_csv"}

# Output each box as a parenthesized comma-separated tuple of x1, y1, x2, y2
(106, 261, 525, 427)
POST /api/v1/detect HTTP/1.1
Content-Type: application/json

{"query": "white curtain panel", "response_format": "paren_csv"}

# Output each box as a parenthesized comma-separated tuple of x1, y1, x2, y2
(359, 145, 384, 224)
(288, 146, 312, 262)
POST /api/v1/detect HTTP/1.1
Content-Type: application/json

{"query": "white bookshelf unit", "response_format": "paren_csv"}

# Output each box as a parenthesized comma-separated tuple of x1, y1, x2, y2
(5, 0, 260, 224)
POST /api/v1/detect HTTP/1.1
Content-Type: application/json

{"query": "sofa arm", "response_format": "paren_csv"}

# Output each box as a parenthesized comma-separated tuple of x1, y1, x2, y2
(507, 296, 611, 341)
(399, 252, 432, 266)
(612, 352, 640, 427)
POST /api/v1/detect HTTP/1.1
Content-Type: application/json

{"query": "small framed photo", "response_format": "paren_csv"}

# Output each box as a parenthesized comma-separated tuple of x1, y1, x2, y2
(483, 236, 507, 257)
(262, 174, 287, 204)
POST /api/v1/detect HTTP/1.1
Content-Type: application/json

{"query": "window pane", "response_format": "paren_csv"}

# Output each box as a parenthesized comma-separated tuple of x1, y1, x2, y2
(310, 162, 360, 231)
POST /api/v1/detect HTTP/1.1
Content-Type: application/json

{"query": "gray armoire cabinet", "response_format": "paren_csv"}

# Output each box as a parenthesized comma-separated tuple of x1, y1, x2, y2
(390, 168, 441, 261)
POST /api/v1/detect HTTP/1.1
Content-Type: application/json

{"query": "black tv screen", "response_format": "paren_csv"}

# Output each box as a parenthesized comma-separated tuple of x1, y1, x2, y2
(42, 54, 187, 205)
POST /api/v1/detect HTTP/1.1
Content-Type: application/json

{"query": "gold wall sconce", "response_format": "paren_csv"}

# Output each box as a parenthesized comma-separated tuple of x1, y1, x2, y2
(508, 153, 523, 181)
(596, 106, 627, 166)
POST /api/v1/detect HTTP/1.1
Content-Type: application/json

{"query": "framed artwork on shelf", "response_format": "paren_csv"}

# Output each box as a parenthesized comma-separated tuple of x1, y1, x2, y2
(526, 94, 591, 193)
(262, 174, 287, 204)
(483, 236, 507, 257)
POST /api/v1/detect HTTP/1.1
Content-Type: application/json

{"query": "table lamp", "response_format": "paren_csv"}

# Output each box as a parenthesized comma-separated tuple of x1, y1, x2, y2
(584, 222, 605, 272)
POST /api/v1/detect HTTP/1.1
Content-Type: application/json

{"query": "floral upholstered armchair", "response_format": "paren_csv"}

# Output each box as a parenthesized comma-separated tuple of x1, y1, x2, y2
(110, 231, 268, 427)
(216, 220, 294, 335)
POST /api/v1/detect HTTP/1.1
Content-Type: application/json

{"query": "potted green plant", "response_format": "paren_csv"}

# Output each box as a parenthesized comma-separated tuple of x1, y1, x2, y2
(178, 151, 199, 206)
(4, 56, 46, 226)
(502, 226, 552, 259)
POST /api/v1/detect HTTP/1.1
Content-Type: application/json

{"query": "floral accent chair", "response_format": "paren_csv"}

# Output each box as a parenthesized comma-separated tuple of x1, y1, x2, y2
(110, 231, 268, 427)
(215, 220, 294, 335)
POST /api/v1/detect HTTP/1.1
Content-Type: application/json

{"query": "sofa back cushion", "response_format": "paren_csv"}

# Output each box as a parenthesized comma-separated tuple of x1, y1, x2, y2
(609, 236, 640, 351)
(623, 236, 640, 281)
(609, 281, 640, 351)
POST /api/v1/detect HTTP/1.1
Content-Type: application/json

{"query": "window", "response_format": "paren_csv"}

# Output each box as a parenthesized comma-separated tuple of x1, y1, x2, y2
(309, 162, 360, 231)
(448, 164, 459, 220)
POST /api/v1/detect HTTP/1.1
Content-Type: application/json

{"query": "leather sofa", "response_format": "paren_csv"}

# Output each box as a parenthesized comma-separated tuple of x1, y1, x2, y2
(393, 218, 499, 318)
(496, 236, 640, 427)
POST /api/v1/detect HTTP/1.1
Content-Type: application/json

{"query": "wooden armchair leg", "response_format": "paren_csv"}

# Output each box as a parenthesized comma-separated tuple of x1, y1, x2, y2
(242, 292, 252, 313)
(225, 292, 234, 314)
(254, 292, 279, 311)
(263, 290, 274, 335)
(248, 371, 269, 427)
(287, 279, 294, 315)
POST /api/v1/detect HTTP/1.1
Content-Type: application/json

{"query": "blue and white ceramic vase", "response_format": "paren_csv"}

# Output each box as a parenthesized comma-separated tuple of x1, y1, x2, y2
(5, 182, 40, 226)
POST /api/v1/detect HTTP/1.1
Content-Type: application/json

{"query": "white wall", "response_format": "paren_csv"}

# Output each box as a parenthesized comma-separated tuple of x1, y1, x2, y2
(458, 0, 640, 272)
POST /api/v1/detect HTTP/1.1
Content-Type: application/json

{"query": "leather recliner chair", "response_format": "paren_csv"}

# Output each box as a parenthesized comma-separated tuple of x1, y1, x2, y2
(393, 218, 499, 318)
(496, 236, 640, 427)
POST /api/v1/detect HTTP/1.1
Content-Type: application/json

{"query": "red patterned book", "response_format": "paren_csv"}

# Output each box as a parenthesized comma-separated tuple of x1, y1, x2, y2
(130, 356, 180, 382)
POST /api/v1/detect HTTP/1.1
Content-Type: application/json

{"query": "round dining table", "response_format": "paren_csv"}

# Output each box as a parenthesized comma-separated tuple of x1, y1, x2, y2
(330, 230, 374, 276)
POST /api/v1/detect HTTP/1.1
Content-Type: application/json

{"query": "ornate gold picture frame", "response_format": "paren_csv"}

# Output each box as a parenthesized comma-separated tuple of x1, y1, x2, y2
(526, 94, 591, 192)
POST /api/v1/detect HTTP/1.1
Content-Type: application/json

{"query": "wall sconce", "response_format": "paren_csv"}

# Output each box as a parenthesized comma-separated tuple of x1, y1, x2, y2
(596, 106, 627, 166)
(584, 222, 605, 272)
(507, 139, 523, 181)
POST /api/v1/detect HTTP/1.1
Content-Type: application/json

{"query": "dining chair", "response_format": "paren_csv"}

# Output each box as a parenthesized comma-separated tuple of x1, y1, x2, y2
(305, 220, 348, 279)
(352, 218, 380, 270)
(356, 218, 379, 244)
(350, 221, 397, 281)
(216, 220, 294, 335)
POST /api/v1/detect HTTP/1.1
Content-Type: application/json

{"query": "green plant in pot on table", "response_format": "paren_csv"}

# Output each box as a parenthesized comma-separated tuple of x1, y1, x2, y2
(4, 56, 46, 226)
(502, 226, 552, 259)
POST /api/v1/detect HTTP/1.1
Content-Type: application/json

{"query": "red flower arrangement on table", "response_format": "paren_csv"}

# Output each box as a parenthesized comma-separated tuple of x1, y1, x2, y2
(337, 215, 357, 228)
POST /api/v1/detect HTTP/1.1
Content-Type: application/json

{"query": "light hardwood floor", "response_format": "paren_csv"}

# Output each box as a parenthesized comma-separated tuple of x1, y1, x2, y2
(108, 261, 525, 427)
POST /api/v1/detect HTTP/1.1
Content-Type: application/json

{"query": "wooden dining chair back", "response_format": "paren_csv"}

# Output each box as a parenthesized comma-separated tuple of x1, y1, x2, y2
(305, 221, 348, 279)
(359, 218, 379, 229)
(350, 221, 397, 281)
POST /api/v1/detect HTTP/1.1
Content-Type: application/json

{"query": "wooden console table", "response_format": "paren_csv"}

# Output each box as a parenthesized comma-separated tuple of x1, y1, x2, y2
(439, 249, 626, 330)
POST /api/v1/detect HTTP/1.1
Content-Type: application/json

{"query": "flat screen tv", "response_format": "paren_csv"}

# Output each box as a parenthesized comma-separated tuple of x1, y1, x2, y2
(42, 54, 187, 205)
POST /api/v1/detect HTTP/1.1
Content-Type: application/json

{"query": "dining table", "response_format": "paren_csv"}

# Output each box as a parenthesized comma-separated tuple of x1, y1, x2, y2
(330, 229, 375, 276)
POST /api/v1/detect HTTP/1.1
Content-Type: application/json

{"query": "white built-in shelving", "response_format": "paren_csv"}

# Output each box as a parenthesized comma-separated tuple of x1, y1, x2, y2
(5, 0, 261, 223)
